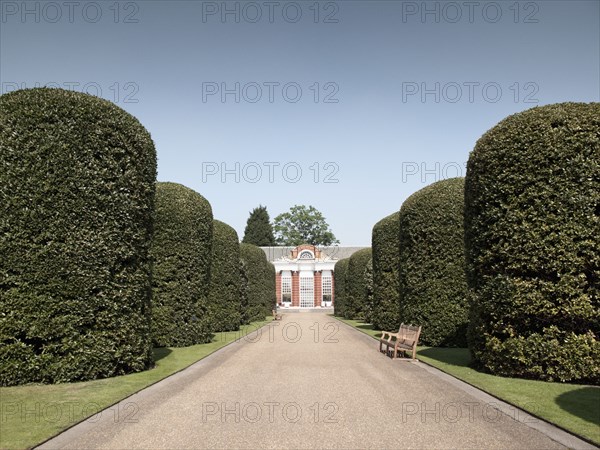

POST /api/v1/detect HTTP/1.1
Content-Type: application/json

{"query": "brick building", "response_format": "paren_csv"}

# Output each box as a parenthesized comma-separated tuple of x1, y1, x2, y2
(261, 245, 367, 309)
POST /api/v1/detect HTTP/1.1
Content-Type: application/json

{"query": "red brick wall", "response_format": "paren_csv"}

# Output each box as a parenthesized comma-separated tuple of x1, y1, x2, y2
(290, 244, 320, 259)
(291, 271, 299, 307)
(275, 272, 282, 305)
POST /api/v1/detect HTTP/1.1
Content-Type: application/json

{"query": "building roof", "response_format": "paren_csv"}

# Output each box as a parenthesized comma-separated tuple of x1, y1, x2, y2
(260, 246, 369, 263)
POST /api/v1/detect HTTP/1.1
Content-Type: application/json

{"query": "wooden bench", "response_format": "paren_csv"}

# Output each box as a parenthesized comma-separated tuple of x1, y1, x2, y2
(272, 309, 282, 321)
(379, 323, 421, 360)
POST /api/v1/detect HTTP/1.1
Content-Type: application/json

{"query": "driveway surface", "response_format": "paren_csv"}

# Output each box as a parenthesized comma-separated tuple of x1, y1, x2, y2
(40, 312, 576, 449)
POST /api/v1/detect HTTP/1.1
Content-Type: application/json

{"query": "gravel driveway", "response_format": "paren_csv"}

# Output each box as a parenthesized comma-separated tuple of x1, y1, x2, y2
(39, 312, 580, 449)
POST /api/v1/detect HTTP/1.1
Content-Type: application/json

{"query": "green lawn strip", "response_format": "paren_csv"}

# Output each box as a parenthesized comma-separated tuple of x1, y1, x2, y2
(0, 318, 272, 450)
(332, 315, 600, 445)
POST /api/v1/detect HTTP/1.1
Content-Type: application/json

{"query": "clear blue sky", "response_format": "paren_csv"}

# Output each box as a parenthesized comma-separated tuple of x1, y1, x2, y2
(2, 1, 598, 245)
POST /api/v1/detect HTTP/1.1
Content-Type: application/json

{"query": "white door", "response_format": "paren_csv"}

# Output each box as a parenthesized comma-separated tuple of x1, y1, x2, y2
(300, 273, 314, 308)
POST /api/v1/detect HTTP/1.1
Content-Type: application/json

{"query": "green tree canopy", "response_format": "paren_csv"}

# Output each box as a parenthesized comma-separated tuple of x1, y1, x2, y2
(273, 205, 339, 246)
(242, 205, 275, 246)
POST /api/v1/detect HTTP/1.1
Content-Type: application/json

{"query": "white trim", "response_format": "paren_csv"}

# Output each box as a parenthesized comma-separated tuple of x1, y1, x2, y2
(273, 261, 336, 272)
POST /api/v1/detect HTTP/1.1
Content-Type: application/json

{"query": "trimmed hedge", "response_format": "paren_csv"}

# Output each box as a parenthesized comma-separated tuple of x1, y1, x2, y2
(398, 178, 469, 347)
(266, 262, 276, 316)
(371, 212, 401, 331)
(364, 258, 375, 323)
(239, 258, 250, 324)
(0, 88, 156, 386)
(151, 182, 214, 347)
(465, 103, 600, 383)
(345, 248, 373, 320)
(208, 220, 242, 332)
(333, 258, 350, 317)
(239, 243, 276, 322)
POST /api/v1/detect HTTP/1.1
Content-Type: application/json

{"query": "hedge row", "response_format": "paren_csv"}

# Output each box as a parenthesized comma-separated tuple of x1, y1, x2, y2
(333, 258, 350, 318)
(240, 243, 276, 323)
(0, 88, 277, 386)
(208, 220, 242, 332)
(150, 182, 214, 347)
(0, 88, 156, 385)
(366, 102, 598, 383)
(344, 248, 373, 320)
(465, 102, 600, 383)
(364, 258, 375, 324)
(239, 257, 250, 323)
(371, 212, 401, 331)
(398, 178, 469, 347)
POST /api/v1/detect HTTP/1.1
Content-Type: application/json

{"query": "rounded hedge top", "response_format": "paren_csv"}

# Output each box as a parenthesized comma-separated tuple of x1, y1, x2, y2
(398, 177, 468, 346)
(333, 258, 350, 317)
(151, 182, 214, 347)
(208, 220, 242, 332)
(0, 88, 156, 385)
(466, 103, 600, 288)
(345, 248, 372, 320)
(465, 102, 600, 382)
(371, 211, 401, 331)
(240, 243, 275, 322)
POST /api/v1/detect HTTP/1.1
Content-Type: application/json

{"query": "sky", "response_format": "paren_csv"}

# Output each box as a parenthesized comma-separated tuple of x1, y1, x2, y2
(1, 0, 599, 245)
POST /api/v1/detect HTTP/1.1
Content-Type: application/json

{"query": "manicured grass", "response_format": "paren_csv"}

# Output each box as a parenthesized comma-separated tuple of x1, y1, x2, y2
(0, 319, 272, 450)
(333, 315, 600, 445)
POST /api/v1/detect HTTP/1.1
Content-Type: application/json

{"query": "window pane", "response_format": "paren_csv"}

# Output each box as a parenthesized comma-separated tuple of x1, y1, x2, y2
(282, 274, 292, 302)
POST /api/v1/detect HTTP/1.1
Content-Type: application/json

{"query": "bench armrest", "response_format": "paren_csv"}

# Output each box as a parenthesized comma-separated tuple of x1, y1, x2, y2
(381, 331, 403, 342)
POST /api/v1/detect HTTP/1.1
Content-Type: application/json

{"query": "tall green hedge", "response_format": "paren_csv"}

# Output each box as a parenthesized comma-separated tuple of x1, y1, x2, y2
(208, 220, 242, 332)
(266, 262, 276, 315)
(0, 88, 156, 386)
(398, 178, 469, 347)
(371, 212, 401, 331)
(333, 258, 349, 317)
(465, 103, 600, 383)
(239, 258, 250, 324)
(151, 182, 214, 347)
(364, 258, 375, 324)
(239, 243, 276, 322)
(345, 248, 373, 320)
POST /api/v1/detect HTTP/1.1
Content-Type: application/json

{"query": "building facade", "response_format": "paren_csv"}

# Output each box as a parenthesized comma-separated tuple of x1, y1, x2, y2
(261, 244, 367, 309)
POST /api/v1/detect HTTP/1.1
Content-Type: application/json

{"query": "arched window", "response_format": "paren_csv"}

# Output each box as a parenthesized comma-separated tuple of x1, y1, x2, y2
(298, 250, 314, 260)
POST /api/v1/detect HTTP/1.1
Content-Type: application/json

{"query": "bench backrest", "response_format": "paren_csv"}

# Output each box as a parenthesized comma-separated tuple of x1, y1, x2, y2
(399, 324, 421, 346)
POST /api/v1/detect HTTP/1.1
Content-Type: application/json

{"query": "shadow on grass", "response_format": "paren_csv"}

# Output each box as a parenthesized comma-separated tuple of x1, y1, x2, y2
(356, 323, 382, 338)
(555, 387, 600, 426)
(152, 347, 172, 362)
(417, 347, 472, 367)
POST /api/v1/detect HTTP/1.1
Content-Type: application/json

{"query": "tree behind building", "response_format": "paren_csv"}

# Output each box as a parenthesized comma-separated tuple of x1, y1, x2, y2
(273, 205, 339, 246)
(242, 205, 276, 246)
